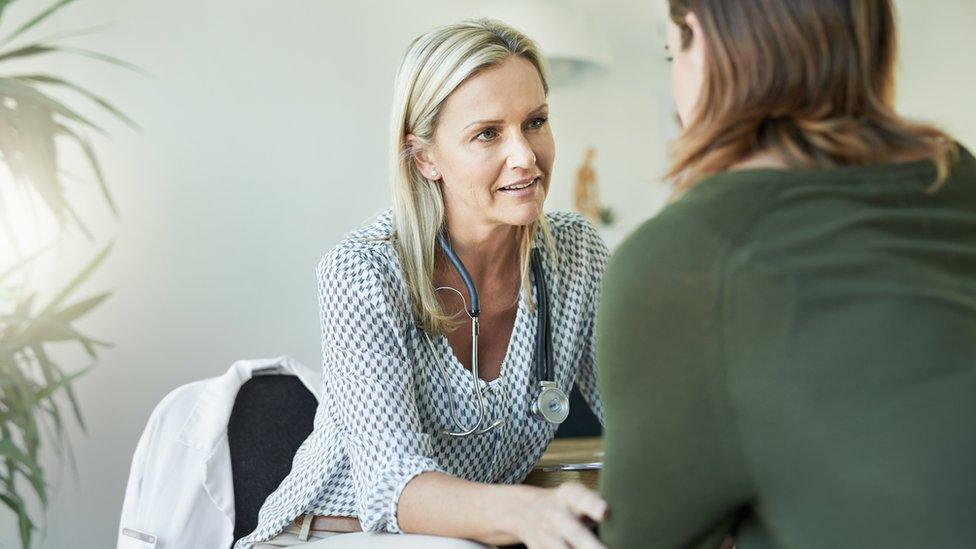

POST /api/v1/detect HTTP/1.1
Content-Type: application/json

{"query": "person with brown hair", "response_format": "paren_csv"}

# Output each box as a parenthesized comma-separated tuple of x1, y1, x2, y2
(597, 1, 975, 547)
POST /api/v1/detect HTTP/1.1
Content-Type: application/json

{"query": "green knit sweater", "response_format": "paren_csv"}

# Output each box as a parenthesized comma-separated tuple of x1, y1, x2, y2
(597, 147, 976, 548)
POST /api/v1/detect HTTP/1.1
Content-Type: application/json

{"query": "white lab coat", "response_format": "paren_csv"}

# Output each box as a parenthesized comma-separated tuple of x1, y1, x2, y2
(117, 356, 322, 549)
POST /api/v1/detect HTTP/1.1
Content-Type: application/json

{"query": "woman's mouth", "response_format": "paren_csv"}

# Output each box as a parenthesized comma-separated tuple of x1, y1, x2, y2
(498, 177, 541, 197)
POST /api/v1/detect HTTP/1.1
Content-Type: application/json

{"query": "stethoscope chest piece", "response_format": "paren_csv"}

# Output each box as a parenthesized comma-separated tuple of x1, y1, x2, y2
(533, 381, 570, 424)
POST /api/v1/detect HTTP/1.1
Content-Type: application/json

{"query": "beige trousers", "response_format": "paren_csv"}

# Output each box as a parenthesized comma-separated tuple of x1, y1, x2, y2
(251, 516, 487, 548)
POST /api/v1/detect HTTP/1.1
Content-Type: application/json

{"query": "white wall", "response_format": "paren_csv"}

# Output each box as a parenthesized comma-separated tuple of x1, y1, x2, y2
(0, 0, 973, 547)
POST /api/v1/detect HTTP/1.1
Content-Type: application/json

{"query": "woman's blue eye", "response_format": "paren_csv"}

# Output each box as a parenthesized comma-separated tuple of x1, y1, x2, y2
(528, 117, 548, 129)
(477, 128, 498, 141)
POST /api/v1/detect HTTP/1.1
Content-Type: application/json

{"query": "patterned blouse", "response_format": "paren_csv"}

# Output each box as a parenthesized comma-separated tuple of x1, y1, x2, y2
(235, 210, 609, 548)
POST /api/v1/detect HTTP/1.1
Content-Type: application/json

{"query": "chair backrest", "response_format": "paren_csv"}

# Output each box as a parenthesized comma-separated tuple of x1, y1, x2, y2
(227, 375, 317, 546)
(555, 383, 603, 439)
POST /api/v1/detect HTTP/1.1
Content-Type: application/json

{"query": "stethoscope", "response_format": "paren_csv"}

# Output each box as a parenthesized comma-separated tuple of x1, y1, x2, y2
(423, 231, 570, 438)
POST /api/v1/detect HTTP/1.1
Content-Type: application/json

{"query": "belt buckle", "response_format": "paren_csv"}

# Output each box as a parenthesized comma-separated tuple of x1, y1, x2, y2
(298, 514, 313, 541)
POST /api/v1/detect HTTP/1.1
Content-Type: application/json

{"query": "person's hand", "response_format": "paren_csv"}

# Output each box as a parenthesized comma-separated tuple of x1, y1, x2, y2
(508, 482, 609, 549)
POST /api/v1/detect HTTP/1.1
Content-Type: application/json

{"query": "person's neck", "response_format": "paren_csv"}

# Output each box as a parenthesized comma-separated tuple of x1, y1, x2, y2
(729, 149, 790, 171)
(441, 214, 518, 284)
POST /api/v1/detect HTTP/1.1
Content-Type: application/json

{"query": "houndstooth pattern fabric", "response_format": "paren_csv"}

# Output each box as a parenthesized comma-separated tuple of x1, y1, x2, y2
(234, 210, 608, 548)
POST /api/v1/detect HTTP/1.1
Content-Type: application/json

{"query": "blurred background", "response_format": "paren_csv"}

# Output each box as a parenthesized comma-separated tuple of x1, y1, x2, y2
(0, 0, 973, 546)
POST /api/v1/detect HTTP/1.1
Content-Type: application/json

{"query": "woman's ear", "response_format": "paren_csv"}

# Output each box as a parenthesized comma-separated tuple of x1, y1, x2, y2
(685, 12, 707, 72)
(406, 134, 439, 180)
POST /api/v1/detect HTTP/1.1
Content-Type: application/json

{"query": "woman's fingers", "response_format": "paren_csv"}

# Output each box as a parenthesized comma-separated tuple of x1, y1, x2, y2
(555, 514, 605, 549)
(519, 484, 609, 549)
(556, 483, 610, 524)
(522, 528, 569, 549)
(547, 483, 607, 549)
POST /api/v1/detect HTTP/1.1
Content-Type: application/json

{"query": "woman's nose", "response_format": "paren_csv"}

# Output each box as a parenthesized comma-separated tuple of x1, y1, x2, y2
(505, 132, 537, 170)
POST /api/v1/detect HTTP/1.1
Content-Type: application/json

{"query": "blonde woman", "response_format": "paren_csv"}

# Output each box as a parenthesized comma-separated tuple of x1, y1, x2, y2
(235, 19, 610, 549)
(598, 0, 975, 547)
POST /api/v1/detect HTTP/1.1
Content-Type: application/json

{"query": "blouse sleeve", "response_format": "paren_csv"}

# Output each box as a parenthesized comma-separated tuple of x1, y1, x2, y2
(316, 247, 443, 533)
(571, 218, 611, 425)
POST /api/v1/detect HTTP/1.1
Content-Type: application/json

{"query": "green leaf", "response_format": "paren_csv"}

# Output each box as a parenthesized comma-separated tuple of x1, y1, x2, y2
(0, 42, 147, 75)
(55, 122, 119, 216)
(23, 22, 111, 46)
(53, 291, 110, 323)
(0, 0, 21, 23)
(27, 344, 90, 451)
(63, 197, 94, 240)
(0, 489, 35, 548)
(61, 372, 87, 434)
(32, 366, 87, 404)
(57, 44, 148, 74)
(2, 355, 40, 443)
(0, 42, 56, 63)
(38, 243, 111, 317)
(0, 0, 79, 49)
(0, 438, 32, 470)
(0, 439, 46, 507)
(0, 77, 104, 133)
(18, 74, 139, 130)
(12, 462, 48, 508)
(18, 316, 110, 347)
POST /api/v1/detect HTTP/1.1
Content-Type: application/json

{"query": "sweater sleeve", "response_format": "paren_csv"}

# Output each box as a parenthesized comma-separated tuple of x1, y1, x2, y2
(316, 247, 443, 533)
(595, 203, 754, 548)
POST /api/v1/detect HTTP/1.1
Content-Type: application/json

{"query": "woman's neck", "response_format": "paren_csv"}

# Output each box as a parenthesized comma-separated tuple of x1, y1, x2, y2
(441, 216, 518, 284)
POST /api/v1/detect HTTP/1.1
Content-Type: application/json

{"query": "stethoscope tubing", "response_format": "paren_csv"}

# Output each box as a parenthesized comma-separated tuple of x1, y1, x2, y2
(429, 229, 564, 437)
(437, 232, 479, 318)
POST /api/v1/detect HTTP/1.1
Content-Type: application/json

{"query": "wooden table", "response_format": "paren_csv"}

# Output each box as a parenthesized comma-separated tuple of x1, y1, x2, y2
(522, 437, 602, 491)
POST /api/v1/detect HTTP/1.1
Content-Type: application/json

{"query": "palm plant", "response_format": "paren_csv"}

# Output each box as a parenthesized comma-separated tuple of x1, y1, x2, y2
(0, 0, 137, 546)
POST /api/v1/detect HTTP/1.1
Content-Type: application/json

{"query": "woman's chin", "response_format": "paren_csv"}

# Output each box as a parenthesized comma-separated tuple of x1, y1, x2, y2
(497, 202, 545, 227)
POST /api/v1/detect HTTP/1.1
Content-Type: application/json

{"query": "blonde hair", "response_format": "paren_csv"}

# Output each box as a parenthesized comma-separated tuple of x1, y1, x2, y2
(389, 18, 555, 335)
(666, 0, 957, 193)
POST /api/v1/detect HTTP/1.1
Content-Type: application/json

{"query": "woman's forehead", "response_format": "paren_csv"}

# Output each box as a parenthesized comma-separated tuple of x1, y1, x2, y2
(438, 57, 546, 128)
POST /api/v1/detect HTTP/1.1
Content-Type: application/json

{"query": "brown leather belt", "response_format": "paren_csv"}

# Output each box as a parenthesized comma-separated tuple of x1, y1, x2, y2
(293, 514, 362, 534)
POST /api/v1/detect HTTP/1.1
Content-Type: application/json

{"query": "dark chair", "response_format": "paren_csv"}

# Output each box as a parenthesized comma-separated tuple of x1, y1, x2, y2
(555, 384, 603, 439)
(228, 375, 317, 547)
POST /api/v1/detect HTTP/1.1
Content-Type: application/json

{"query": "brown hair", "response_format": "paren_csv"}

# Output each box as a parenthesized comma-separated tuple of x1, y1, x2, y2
(666, 0, 957, 192)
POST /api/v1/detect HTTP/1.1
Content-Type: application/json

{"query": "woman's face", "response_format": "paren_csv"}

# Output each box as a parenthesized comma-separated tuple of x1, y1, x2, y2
(667, 13, 706, 127)
(421, 56, 553, 230)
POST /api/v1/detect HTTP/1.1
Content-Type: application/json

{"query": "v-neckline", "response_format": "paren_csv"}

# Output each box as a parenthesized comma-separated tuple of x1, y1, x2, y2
(437, 286, 526, 388)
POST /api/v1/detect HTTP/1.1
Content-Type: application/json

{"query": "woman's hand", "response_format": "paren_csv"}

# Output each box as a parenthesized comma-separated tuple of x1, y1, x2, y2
(506, 482, 610, 549)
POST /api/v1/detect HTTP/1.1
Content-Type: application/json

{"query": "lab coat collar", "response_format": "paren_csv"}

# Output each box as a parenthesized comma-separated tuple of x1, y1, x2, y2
(178, 355, 322, 454)
(176, 355, 321, 528)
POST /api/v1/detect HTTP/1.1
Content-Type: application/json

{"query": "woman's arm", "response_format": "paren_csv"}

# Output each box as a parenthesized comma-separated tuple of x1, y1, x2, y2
(398, 472, 608, 548)
(318, 248, 444, 533)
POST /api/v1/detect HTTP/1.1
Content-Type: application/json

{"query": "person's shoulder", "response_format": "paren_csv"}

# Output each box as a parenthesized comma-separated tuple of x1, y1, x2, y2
(544, 210, 608, 258)
(680, 170, 787, 224)
(329, 208, 396, 258)
(640, 173, 784, 243)
(317, 209, 397, 280)
(610, 176, 783, 284)
(545, 210, 597, 239)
